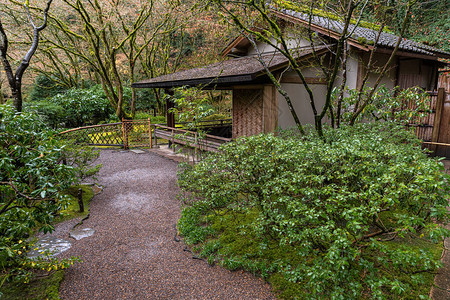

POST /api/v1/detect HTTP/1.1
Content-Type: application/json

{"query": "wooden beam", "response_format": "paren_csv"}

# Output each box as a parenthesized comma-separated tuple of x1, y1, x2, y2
(231, 84, 265, 89)
(376, 48, 441, 61)
(221, 35, 246, 57)
(280, 76, 327, 84)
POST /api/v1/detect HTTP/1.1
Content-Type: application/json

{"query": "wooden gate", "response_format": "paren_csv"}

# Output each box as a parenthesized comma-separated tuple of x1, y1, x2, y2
(121, 119, 152, 149)
(405, 88, 449, 158)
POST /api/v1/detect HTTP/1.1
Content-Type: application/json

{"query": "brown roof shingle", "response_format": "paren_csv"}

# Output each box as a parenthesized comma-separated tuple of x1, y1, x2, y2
(132, 48, 318, 89)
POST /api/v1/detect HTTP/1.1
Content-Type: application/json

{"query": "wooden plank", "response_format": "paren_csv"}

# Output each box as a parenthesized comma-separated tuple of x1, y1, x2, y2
(263, 85, 277, 133)
(431, 88, 445, 144)
(435, 88, 450, 157)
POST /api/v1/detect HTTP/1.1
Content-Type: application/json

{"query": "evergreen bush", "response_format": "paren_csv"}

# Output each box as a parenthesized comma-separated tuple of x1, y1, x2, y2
(178, 122, 450, 298)
(0, 105, 99, 286)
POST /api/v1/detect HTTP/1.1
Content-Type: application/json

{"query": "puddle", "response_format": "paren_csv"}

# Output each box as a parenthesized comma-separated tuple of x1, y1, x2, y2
(110, 192, 159, 213)
(70, 228, 95, 240)
(27, 237, 72, 258)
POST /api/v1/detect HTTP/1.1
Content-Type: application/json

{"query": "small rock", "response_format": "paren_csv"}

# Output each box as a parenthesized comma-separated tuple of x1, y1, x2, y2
(130, 149, 146, 154)
(27, 237, 72, 258)
(70, 228, 95, 240)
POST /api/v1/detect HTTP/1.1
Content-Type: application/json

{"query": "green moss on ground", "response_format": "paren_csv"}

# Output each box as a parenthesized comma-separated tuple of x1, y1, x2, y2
(59, 185, 95, 222)
(179, 205, 443, 299)
(0, 270, 64, 300)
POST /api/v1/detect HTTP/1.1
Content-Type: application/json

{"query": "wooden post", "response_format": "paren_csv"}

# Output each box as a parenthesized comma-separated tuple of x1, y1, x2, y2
(194, 132, 198, 160)
(165, 89, 175, 148)
(171, 128, 175, 152)
(148, 118, 152, 148)
(431, 88, 445, 153)
(122, 119, 129, 149)
(77, 188, 84, 213)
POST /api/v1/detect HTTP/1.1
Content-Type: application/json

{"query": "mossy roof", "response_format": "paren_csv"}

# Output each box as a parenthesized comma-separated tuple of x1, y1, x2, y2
(274, 7, 450, 58)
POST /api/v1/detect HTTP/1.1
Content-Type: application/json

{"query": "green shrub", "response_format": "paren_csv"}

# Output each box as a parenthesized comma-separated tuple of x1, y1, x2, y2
(25, 100, 65, 129)
(0, 105, 99, 287)
(26, 85, 117, 128)
(29, 75, 69, 102)
(178, 122, 449, 299)
(150, 115, 166, 124)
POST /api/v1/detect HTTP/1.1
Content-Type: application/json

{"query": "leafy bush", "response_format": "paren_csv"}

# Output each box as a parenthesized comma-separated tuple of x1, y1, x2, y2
(178, 122, 449, 299)
(26, 85, 116, 128)
(29, 75, 69, 102)
(24, 100, 66, 129)
(0, 105, 99, 286)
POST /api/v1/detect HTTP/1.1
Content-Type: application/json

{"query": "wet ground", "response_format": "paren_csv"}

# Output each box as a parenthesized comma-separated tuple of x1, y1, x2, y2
(52, 149, 275, 299)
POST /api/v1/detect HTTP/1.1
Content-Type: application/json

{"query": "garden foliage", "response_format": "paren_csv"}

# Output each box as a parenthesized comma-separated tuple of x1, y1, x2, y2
(333, 86, 432, 126)
(178, 122, 450, 298)
(27, 85, 116, 128)
(0, 105, 99, 285)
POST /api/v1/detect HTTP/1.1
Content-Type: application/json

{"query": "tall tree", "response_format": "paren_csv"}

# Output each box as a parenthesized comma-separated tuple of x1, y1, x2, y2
(0, 0, 52, 111)
(207, 0, 415, 136)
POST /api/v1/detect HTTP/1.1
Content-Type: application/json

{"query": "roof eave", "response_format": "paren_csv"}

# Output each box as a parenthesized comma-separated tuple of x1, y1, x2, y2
(132, 74, 256, 89)
(375, 47, 450, 61)
(271, 9, 374, 52)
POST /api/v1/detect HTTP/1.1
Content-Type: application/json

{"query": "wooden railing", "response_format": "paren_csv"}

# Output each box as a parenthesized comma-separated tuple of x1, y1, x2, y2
(60, 119, 232, 152)
(152, 124, 232, 152)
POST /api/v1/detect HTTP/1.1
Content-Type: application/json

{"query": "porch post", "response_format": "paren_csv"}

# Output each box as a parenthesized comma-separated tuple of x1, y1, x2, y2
(165, 89, 175, 128)
(165, 89, 175, 149)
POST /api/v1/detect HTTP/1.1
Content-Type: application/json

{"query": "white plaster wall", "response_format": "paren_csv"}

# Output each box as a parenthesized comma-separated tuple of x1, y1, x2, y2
(247, 39, 277, 55)
(345, 51, 359, 90)
(277, 83, 328, 129)
(247, 36, 312, 56)
(361, 52, 396, 89)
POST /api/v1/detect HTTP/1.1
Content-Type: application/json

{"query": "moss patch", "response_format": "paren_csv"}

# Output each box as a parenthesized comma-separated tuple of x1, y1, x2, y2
(0, 270, 64, 300)
(179, 204, 443, 299)
(59, 184, 95, 222)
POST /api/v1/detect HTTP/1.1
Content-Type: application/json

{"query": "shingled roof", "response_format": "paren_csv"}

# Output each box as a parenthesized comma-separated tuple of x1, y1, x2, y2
(132, 47, 320, 89)
(273, 8, 450, 59)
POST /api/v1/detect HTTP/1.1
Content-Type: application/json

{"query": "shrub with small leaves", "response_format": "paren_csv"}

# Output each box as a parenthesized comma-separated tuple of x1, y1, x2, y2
(178, 122, 449, 298)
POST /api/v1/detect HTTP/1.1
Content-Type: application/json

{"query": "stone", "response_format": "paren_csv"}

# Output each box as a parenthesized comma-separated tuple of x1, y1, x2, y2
(27, 237, 72, 258)
(130, 149, 146, 154)
(70, 227, 95, 241)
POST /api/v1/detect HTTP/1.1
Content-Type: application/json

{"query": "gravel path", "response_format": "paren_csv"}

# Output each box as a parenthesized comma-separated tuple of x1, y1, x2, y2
(430, 160, 450, 299)
(58, 149, 275, 299)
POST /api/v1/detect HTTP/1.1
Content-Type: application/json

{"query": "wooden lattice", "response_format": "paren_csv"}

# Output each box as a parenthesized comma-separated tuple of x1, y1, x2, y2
(60, 119, 232, 150)
(60, 122, 124, 146)
(122, 119, 152, 149)
(233, 89, 263, 138)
